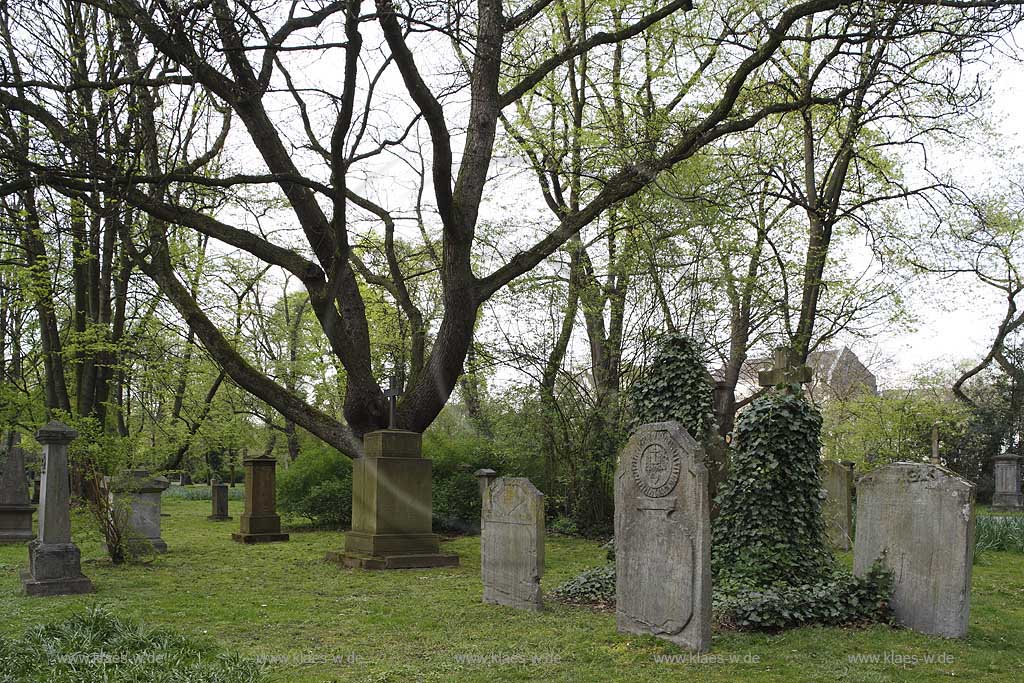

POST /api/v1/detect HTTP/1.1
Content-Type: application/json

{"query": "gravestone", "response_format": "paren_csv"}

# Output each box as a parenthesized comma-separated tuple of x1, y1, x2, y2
(821, 460, 854, 550)
(110, 469, 171, 553)
(232, 455, 289, 543)
(991, 452, 1023, 511)
(479, 475, 544, 611)
(208, 479, 232, 521)
(854, 462, 975, 638)
(328, 428, 458, 569)
(0, 433, 36, 543)
(615, 422, 711, 652)
(21, 421, 94, 596)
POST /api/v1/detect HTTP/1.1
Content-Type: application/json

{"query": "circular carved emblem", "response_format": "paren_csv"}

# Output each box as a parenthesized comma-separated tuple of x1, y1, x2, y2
(632, 442, 680, 497)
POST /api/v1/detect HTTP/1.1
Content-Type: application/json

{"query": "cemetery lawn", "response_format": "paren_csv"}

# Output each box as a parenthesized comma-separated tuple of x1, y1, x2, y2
(1, 499, 1022, 683)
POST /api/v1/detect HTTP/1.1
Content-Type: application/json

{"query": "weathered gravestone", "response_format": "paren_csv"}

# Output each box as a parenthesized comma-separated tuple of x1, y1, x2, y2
(232, 455, 289, 543)
(854, 462, 975, 638)
(0, 433, 36, 543)
(821, 460, 854, 550)
(991, 451, 1023, 511)
(615, 422, 711, 652)
(110, 469, 171, 553)
(21, 421, 94, 596)
(478, 474, 544, 611)
(208, 479, 232, 521)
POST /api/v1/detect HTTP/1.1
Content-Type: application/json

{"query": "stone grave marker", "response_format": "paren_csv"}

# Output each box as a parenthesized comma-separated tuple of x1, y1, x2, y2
(854, 462, 975, 638)
(21, 421, 93, 596)
(232, 455, 289, 543)
(110, 469, 171, 553)
(208, 478, 232, 521)
(479, 475, 544, 611)
(821, 460, 854, 550)
(0, 432, 36, 543)
(991, 451, 1023, 511)
(615, 421, 711, 652)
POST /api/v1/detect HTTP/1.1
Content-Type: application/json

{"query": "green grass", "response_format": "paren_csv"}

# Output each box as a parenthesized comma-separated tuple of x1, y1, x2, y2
(976, 513, 1024, 554)
(2, 499, 1023, 682)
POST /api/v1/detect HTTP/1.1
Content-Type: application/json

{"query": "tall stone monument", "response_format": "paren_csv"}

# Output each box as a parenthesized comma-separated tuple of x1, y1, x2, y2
(22, 421, 94, 596)
(232, 455, 289, 543)
(0, 433, 35, 543)
(328, 428, 459, 569)
(991, 451, 1023, 511)
(854, 462, 975, 638)
(110, 468, 171, 553)
(208, 479, 232, 521)
(479, 476, 544, 611)
(821, 460, 854, 550)
(615, 422, 711, 652)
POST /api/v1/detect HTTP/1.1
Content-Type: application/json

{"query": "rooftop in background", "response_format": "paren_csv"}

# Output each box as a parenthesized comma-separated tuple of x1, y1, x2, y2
(719, 346, 878, 404)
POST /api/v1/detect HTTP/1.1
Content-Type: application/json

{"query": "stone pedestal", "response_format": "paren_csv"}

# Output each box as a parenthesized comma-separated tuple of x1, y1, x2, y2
(0, 434, 36, 543)
(991, 453, 1023, 511)
(21, 421, 93, 596)
(328, 430, 458, 569)
(232, 455, 288, 543)
(110, 469, 171, 553)
(208, 481, 232, 521)
(822, 460, 854, 550)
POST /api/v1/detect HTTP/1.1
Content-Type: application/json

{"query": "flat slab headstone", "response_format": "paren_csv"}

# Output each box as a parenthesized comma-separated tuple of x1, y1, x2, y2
(0, 433, 36, 543)
(480, 477, 544, 611)
(854, 462, 975, 638)
(822, 460, 854, 550)
(615, 422, 711, 652)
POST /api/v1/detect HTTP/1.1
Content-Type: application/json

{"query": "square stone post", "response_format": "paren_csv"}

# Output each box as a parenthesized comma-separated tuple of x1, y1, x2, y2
(0, 433, 36, 543)
(110, 469, 171, 553)
(991, 452, 1023, 511)
(208, 479, 232, 521)
(232, 455, 288, 543)
(21, 421, 93, 596)
(327, 430, 459, 569)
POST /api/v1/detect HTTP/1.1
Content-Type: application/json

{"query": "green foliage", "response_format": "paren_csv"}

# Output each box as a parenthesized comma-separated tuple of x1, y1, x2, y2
(714, 563, 894, 631)
(548, 516, 579, 536)
(628, 333, 713, 437)
(550, 564, 616, 607)
(976, 514, 1024, 554)
(712, 390, 833, 586)
(424, 426, 504, 533)
(277, 449, 352, 529)
(0, 607, 262, 682)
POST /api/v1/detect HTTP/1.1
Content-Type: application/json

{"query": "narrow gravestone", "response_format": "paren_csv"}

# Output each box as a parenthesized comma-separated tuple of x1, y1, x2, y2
(478, 475, 544, 611)
(21, 421, 94, 596)
(854, 462, 975, 638)
(208, 479, 232, 521)
(615, 422, 711, 652)
(110, 469, 171, 553)
(0, 433, 36, 543)
(991, 451, 1023, 511)
(821, 460, 854, 551)
(232, 455, 289, 543)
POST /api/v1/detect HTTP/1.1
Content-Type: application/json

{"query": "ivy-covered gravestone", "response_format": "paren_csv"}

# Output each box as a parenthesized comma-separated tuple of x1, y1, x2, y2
(712, 353, 832, 586)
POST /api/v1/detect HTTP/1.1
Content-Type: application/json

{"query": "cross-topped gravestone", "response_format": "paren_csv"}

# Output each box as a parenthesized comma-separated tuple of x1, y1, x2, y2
(383, 377, 402, 429)
(758, 346, 812, 392)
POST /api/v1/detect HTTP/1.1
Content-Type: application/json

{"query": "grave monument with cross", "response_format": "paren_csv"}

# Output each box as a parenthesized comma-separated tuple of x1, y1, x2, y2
(327, 376, 460, 569)
(758, 346, 813, 393)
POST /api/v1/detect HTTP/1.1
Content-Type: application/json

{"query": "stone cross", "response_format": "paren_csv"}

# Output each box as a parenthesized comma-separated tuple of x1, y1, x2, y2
(758, 346, 813, 393)
(383, 377, 403, 430)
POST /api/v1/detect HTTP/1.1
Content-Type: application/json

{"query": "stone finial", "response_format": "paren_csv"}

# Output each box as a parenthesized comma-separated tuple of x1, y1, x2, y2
(474, 468, 498, 498)
(35, 421, 78, 445)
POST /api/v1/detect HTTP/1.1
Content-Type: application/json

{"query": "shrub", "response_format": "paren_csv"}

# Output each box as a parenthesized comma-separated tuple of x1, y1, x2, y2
(548, 516, 579, 536)
(712, 390, 833, 586)
(714, 563, 894, 631)
(277, 449, 352, 528)
(0, 607, 263, 682)
(549, 564, 616, 607)
(424, 428, 504, 533)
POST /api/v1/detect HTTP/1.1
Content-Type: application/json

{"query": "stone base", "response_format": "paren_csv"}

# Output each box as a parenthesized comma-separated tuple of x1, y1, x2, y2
(992, 493, 1024, 511)
(0, 504, 35, 543)
(326, 550, 459, 570)
(21, 570, 94, 596)
(232, 532, 289, 544)
(343, 531, 445, 556)
(207, 515, 233, 521)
